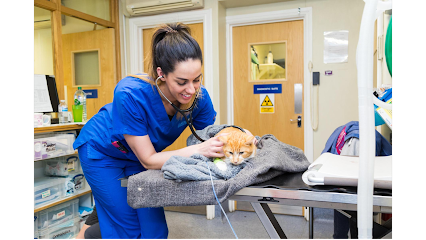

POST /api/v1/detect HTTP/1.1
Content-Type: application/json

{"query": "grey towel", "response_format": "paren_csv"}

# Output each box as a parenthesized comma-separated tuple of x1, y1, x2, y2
(127, 125, 310, 208)
(161, 154, 247, 182)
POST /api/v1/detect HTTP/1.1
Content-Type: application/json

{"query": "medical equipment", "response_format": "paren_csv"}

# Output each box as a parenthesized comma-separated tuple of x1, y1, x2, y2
(65, 173, 86, 197)
(385, 16, 392, 76)
(206, 162, 238, 239)
(155, 75, 206, 142)
(155, 75, 247, 143)
(302, 153, 392, 189)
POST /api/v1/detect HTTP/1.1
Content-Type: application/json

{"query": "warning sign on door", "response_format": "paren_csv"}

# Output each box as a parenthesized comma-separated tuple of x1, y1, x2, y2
(260, 94, 274, 113)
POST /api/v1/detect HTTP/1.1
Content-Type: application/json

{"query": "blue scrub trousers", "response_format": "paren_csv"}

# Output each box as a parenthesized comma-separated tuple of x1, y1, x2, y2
(78, 143, 168, 239)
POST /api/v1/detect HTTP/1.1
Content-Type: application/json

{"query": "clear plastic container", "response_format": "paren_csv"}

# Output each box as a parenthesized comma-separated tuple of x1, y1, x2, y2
(34, 177, 67, 208)
(34, 133, 76, 160)
(64, 173, 86, 197)
(38, 199, 79, 230)
(38, 217, 80, 239)
(45, 156, 80, 177)
(34, 214, 39, 239)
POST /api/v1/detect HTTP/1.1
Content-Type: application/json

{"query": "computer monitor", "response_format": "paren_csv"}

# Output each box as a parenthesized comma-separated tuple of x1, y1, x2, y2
(45, 75, 60, 113)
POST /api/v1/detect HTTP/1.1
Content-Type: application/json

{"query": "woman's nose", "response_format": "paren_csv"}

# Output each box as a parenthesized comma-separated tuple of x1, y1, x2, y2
(186, 83, 196, 94)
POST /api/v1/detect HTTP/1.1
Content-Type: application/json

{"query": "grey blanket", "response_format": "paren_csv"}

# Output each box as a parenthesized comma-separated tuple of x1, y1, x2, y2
(127, 125, 310, 209)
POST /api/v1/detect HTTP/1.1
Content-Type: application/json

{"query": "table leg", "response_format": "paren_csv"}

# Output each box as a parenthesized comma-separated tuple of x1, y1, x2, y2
(309, 207, 314, 239)
(251, 202, 287, 239)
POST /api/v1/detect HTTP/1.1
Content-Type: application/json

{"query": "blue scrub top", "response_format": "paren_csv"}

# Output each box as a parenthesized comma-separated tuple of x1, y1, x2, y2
(73, 74, 217, 161)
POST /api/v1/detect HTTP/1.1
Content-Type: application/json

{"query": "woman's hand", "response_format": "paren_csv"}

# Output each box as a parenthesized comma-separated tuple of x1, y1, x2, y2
(195, 133, 229, 158)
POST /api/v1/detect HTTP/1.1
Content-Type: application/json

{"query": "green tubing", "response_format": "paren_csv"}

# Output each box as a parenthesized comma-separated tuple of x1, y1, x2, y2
(385, 16, 392, 76)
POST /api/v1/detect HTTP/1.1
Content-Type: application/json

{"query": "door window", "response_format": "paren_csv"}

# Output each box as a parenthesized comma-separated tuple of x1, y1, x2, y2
(249, 42, 287, 81)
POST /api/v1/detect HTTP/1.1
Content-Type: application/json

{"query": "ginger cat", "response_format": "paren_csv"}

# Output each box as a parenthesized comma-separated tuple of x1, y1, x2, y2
(215, 127, 257, 166)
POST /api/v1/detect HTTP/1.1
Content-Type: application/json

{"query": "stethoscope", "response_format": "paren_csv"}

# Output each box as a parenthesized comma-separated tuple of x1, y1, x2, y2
(155, 75, 206, 142)
(155, 75, 246, 143)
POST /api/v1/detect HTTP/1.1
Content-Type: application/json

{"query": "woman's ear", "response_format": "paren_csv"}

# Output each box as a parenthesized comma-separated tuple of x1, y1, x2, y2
(156, 67, 165, 81)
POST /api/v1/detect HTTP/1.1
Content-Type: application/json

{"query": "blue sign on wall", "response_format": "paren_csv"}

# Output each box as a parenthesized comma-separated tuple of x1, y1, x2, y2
(253, 84, 282, 94)
(83, 89, 98, 99)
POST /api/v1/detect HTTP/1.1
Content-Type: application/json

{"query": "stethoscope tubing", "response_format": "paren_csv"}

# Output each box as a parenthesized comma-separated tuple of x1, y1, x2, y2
(155, 75, 206, 142)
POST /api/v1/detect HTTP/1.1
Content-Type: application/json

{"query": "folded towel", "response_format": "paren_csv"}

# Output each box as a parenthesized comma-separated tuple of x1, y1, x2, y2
(162, 154, 248, 182)
(127, 125, 310, 208)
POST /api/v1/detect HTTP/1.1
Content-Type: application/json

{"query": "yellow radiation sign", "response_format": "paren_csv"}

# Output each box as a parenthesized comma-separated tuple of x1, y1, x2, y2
(260, 94, 274, 113)
(261, 95, 274, 106)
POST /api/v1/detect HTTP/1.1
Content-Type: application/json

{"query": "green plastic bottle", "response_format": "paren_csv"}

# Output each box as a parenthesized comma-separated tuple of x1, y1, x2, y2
(74, 87, 87, 122)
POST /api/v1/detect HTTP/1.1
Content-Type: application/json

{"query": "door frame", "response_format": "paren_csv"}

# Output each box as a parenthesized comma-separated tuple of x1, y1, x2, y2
(127, 9, 214, 103)
(226, 7, 313, 162)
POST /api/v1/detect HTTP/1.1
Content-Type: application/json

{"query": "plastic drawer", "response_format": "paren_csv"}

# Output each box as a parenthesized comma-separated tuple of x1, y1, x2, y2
(38, 198, 79, 230)
(38, 218, 80, 239)
(45, 156, 80, 177)
(34, 177, 67, 208)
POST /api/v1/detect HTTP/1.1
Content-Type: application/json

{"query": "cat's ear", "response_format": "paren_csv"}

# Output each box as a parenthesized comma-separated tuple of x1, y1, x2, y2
(218, 135, 229, 144)
(245, 135, 255, 146)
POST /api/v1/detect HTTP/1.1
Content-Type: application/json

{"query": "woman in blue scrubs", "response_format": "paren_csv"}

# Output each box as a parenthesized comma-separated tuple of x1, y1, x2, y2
(73, 22, 225, 239)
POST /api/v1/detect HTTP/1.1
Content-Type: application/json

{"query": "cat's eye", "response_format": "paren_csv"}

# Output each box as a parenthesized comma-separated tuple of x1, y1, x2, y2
(239, 152, 244, 155)
(229, 152, 233, 155)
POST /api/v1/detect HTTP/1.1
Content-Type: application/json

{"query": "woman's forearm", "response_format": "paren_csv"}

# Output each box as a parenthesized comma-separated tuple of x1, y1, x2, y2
(138, 145, 199, 170)
(124, 134, 225, 170)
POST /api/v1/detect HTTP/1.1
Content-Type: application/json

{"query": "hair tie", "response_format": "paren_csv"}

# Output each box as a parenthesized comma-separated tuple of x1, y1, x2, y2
(166, 29, 177, 33)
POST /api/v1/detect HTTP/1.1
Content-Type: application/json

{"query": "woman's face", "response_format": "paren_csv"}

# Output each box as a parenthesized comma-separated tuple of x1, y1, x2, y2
(158, 58, 202, 105)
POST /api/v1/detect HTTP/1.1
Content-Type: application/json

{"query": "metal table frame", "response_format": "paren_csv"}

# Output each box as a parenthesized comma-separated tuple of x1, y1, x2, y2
(228, 187, 392, 239)
(120, 178, 392, 239)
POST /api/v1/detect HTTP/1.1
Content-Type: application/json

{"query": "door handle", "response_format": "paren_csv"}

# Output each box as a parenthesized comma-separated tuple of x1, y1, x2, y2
(290, 116, 302, 128)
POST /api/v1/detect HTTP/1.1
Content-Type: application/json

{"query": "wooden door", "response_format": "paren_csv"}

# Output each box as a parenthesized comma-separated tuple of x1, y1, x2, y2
(62, 28, 116, 120)
(232, 20, 304, 216)
(232, 20, 304, 150)
(142, 23, 204, 152)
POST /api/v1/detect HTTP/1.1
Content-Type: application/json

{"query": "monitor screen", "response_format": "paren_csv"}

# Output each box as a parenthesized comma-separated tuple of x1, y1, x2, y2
(45, 75, 59, 113)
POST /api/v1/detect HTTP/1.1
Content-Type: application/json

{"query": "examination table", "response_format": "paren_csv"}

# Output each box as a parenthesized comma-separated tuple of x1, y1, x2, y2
(121, 171, 392, 239)
(119, 125, 391, 238)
